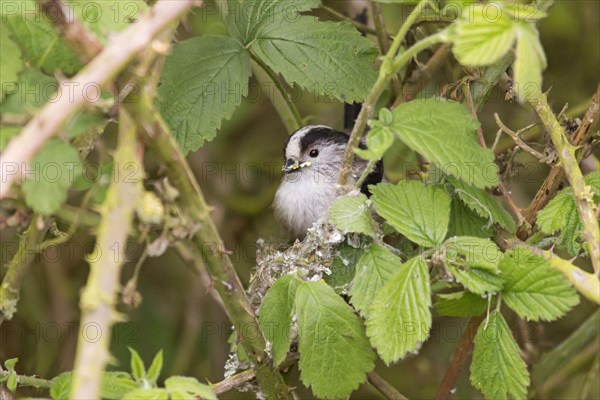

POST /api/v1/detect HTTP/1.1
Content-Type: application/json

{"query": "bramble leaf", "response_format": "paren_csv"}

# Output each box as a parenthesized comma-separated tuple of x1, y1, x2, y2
(164, 376, 216, 400)
(258, 274, 300, 366)
(500, 247, 579, 321)
(350, 243, 402, 317)
(158, 36, 251, 153)
(371, 181, 451, 247)
(450, 177, 516, 233)
(387, 100, 498, 188)
(0, 22, 23, 102)
(22, 139, 83, 215)
(435, 291, 489, 317)
(296, 281, 375, 399)
(329, 193, 375, 236)
(366, 256, 431, 364)
(470, 311, 529, 400)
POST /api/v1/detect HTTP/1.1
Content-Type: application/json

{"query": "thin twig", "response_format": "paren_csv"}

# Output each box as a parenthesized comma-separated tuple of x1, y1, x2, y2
(0, 216, 49, 325)
(0, 0, 198, 199)
(435, 316, 484, 400)
(518, 84, 600, 239)
(494, 113, 547, 160)
(321, 5, 382, 38)
(211, 370, 256, 395)
(0, 371, 52, 389)
(367, 371, 408, 400)
(36, 0, 103, 61)
(531, 92, 600, 275)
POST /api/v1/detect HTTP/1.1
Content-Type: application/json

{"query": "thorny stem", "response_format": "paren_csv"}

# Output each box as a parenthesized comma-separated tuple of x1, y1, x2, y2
(0, 0, 197, 199)
(531, 93, 600, 275)
(0, 370, 52, 389)
(338, 19, 447, 188)
(0, 216, 48, 325)
(70, 108, 142, 400)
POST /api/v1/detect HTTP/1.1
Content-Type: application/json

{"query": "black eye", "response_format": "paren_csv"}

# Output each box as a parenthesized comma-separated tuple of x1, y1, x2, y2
(309, 149, 319, 157)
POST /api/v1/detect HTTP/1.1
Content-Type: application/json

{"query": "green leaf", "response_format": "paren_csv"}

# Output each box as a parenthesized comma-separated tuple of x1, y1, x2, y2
(446, 263, 504, 296)
(323, 243, 361, 293)
(50, 372, 136, 400)
(158, 35, 251, 153)
(258, 274, 300, 367)
(366, 256, 432, 364)
(164, 376, 217, 400)
(128, 347, 146, 381)
(388, 99, 498, 188)
(537, 171, 600, 256)
(146, 350, 163, 385)
(3, 1, 81, 75)
(350, 243, 403, 317)
(448, 197, 494, 238)
(328, 193, 375, 236)
(2, 67, 57, 118)
(123, 388, 168, 400)
(371, 181, 451, 247)
(22, 139, 82, 215)
(513, 22, 547, 102)
(250, 18, 378, 103)
(354, 120, 395, 161)
(67, 0, 148, 43)
(4, 358, 17, 371)
(295, 281, 375, 399)
(65, 110, 107, 139)
(470, 311, 529, 400)
(443, 236, 502, 273)
(452, 3, 517, 66)
(7, 373, 17, 392)
(0, 22, 23, 101)
(450, 177, 516, 233)
(435, 291, 489, 317)
(500, 247, 579, 321)
(227, 0, 321, 43)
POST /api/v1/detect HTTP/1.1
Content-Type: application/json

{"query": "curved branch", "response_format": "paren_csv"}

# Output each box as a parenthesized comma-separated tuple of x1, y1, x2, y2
(0, 0, 197, 199)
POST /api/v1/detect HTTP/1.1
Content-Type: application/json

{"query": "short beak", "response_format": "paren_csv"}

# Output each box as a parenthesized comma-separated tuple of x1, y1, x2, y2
(282, 158, 312, 174)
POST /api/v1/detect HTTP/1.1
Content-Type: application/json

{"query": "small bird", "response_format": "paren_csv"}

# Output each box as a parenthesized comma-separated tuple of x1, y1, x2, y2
(273, 125, 383, 238)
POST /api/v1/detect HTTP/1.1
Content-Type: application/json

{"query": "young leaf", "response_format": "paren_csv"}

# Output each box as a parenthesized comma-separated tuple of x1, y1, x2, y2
(3, 0, 81, 74)
(128, 347, 146, 381)
(371, 181, 451, 247)
(329, 193, 375, 236)
(22, 139, 83, 215)
(450, 177, 516, 233)
(354, 120, 395, 161)
(537, 172, 600, 256)
(500, 247, 579, 321)
(470, 311, 529, 400)
(2, 67, 57, 118)
(164, 376, 217, 400)
(146, 350, 163, 385)
(452, 3, 517, 66)
(50, 372, 137, 400)
(158, 36, 251, 153)
(435, 291, 489, 317)
(122, 388, 168, 400)
(389, 99, 498, 188)
(443, 236, 502, 273)
(366, 256, 432, 364)
(446, 263, 504, 296)
(295, 281, 376, 399)
(7, 373, 17, 392)
(258, 274, 300, 367)
(250, 17, 378, 103)
(513, 22, 547, 102)
(448, 197, 494, 238)
(0, 22, 23, 101)
(350, 243, 403, 317)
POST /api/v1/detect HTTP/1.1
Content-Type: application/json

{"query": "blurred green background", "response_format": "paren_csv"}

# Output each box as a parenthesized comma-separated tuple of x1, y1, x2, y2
(1, 1, 598, 399)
